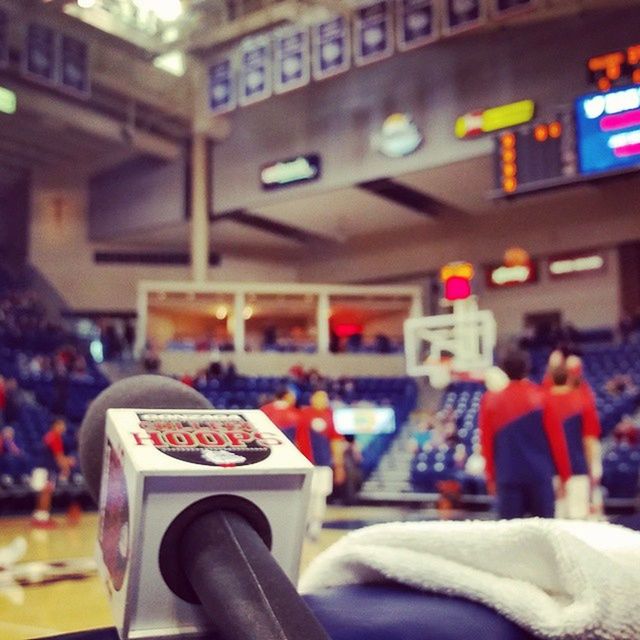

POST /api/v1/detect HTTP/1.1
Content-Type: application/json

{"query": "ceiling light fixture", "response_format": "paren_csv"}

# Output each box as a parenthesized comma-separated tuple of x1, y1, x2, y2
(132, 0, 183, 23)
(153, 51, 186, 76)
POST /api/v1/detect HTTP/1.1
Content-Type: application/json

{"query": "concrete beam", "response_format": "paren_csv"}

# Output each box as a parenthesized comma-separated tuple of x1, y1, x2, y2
(183, 0, 303, 54)
(2, 78, 182, 160)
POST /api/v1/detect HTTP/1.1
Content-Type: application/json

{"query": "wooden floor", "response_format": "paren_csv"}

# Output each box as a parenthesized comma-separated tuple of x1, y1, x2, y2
(0, 506, 421, 640)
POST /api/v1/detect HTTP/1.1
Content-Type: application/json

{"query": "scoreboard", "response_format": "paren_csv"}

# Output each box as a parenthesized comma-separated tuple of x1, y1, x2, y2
(492, 113, 578, 196)
(493, 85, 640, 197)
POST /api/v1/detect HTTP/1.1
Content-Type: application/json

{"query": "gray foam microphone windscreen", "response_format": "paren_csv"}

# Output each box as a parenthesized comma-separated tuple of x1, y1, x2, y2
(79, 375, 213, 501)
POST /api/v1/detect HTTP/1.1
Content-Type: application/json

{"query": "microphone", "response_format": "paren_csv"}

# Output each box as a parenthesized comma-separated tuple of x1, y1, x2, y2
(80, 375, 329, 640)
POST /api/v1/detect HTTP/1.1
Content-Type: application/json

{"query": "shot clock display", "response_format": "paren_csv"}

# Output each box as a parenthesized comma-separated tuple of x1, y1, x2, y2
(493, 115, 577, 195)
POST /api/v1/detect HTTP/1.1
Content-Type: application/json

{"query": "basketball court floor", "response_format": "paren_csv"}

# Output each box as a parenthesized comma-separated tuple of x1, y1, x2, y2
(0, 505, 437, 640)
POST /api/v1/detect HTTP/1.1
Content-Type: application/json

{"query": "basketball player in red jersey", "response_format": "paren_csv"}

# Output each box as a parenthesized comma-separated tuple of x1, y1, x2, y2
(480, 350, 571, 519)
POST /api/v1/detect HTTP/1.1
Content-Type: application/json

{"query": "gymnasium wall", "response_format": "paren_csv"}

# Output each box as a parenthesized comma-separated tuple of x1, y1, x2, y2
(87, 154, 188, 241)
(28, 170, 297, 312)
(478, 248, 619, 336)
(299, 184, 638, 336)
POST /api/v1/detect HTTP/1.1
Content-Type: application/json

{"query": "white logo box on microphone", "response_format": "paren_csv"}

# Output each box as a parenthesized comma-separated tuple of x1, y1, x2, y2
(97, 408, 314, 640)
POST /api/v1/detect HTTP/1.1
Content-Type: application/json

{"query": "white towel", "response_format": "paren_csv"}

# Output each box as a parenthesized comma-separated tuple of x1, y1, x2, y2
(299, 519, 640, 639)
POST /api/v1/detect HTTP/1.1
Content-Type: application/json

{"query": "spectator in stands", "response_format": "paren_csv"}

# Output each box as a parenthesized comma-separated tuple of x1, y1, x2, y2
(479, 349, 571, 519)
(340, 434, 363, 505)
(409, 412, 434, 453)
(124, 320, 136, 357)
(614, 416, 640, 446)
(31, 417, 76, 527)
(288, 363, 306, 383)
(263, 325, 277, 350)
(1, 426, 22, 457)
(620, 314, 634, 343)
(206, 360, 223, 381)
(142, 342, 161, 373)
(0, 374, 6, 425)
(180, 372, 194, 387)
(604, 374, 639, 397)
(4, 378, 22, 425)
(260, 386, 300, 440)
(429, 408, 457, 448)
(223, 362, 238, 387)
(546, 363, 602, 519)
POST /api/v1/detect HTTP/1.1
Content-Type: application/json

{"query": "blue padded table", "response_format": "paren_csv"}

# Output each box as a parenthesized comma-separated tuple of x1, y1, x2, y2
(38, 584, 535, 640)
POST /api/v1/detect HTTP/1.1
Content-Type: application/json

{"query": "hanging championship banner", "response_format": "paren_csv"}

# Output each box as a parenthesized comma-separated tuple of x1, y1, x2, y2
(491, 0, 536, 17)
(354, 0, 394, 67)
(0, 9, 8, 68)
(24, 23, 57, 83)
(273, 26, 310, 94)
(238, 36, 272, 107)
(396, 0, 438, 52)
(443, 0, 486, 36)
(312, 15, 350, 81)
(60, 35, 90, 97)
(209, 58, 236, 114)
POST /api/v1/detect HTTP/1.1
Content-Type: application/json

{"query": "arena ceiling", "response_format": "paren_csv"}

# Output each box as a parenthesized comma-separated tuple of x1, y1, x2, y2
(1, 0, 639, 257)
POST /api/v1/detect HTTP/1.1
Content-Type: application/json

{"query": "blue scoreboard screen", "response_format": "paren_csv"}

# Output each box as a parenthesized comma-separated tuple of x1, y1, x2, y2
(575, 85, 640, 175)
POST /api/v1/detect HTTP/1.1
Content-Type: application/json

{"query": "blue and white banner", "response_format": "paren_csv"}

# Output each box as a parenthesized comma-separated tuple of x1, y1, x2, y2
(24, 23, 57, 83)
(312, 15, 350, 81)
(0, 9, 8, 68)
(209, 57, 236, 114)
(273, 26, 310, 94)
(492, 0, 536, 17)
(238, 36, 272, 106)
(354, 0, 394, 67)
(443, 0, 486, 35)
(60, 34, 90, 97)
(396, 0, 438, 52)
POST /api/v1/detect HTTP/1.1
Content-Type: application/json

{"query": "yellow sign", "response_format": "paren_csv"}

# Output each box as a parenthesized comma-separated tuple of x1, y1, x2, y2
(455, 100, 535, 139)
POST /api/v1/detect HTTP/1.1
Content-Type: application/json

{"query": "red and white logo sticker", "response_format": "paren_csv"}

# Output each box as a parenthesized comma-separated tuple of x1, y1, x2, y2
(133, 412, 282, 468)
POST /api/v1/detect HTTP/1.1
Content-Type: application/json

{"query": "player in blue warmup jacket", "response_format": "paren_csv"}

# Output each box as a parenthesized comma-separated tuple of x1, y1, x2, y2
(479, 350, 571, 519)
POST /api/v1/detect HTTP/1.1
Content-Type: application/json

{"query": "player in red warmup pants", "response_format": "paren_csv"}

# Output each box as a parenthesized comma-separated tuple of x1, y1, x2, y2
(480, 350, 571, 519)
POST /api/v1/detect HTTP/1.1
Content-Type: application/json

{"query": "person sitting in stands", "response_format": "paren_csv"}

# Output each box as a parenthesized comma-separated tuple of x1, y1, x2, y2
(614, 416, 640, 446)
(605, 374, 638, 397)
(1, 426, 22, 457)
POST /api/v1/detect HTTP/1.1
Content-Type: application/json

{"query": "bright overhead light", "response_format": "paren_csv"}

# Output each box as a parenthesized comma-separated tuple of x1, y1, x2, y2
(77, 0, 96, 8)
(153, 51, 186, 77)
(215, 306, 228, 320)
(132, 0, 183, 23)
